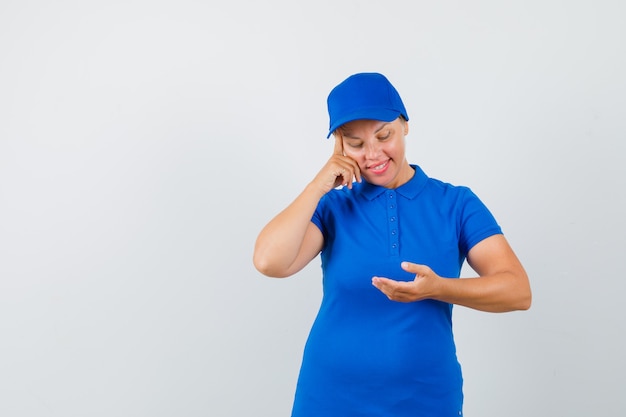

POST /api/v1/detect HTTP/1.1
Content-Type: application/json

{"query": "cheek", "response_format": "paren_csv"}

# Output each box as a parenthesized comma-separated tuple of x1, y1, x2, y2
(344, 149, 364, 162)
(387, 140, 405, 156)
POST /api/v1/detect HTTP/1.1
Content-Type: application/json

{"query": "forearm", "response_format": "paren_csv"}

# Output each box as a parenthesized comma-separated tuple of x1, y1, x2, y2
(253, 183, 325, 277)
(435, 271, 531, 313)
(373, 235, 532, 312)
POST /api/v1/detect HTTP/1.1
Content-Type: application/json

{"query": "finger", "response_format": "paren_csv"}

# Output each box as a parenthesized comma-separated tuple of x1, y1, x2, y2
(338, 168, 351, 189)
(333, 133, 344, 156)
(338, 160, 360, 188)
(400, 262, 430, 276)
(354, 162, 362, 183)
(371, 276, 384, 289)
(372, 277, 412, 302)
(372, 277, 392, 297)
(371, 276, 395, 291)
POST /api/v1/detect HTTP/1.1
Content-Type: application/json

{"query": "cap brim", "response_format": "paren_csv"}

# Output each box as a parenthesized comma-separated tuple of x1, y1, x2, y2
(326, 108, 401, 138)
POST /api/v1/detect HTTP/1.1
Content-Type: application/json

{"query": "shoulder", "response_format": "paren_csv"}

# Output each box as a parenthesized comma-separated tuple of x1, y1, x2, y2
(319, 184, 363, 208)
(403, 164, 473, 201)
(411, 167, 495, 221)
(421, 175, 477, 206)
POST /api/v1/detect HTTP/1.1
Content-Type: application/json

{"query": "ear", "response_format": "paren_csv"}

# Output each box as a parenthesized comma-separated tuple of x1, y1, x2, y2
(404, 121, 409, 136)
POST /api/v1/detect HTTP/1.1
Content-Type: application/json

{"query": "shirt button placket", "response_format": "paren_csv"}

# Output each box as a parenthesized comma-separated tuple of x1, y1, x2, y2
(387, 191, 399, 256)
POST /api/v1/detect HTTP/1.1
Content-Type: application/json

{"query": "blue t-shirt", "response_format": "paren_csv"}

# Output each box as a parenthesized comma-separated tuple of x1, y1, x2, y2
(291, 165, 502, 417)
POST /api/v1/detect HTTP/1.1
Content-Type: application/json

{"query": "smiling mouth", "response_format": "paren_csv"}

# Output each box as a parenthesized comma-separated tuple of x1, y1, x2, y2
(368, 160, 389, 174)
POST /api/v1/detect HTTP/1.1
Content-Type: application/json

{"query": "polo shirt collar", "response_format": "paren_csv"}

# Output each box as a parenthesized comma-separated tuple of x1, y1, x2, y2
(357, 164, 428, 201)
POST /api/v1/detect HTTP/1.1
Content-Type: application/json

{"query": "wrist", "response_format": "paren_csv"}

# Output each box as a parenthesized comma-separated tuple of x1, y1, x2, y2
(430, 275, 450, 302)
(304, 181, 330, 200)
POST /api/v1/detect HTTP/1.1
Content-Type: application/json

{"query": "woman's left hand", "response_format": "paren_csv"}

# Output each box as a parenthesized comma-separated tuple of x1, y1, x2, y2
(371, 262, 442, 303)
(371, 234, 532, 311)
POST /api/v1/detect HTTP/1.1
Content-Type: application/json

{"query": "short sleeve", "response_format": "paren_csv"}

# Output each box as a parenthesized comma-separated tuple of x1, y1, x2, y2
(458, 188, 502, 256)
(311, 195, 328, 240)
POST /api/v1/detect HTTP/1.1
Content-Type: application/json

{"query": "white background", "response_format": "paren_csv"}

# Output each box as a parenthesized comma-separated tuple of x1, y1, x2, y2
(1, 1, 625, 416)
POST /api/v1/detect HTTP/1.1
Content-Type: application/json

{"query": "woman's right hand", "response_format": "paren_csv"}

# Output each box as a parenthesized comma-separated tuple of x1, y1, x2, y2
(310, 134, 362, 194)
(253, 134, 361, 278)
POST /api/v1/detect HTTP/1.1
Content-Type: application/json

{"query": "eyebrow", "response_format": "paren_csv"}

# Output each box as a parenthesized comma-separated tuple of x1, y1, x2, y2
(342, 122, 391, 139)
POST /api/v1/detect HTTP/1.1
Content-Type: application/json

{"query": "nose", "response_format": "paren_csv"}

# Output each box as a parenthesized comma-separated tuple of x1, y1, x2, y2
(365, 141, 380, 159)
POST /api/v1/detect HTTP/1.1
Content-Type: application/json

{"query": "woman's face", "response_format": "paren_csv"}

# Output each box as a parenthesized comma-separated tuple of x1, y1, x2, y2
(338, 117, 413, 188)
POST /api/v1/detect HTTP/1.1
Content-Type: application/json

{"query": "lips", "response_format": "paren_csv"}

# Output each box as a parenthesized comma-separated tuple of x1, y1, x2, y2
(368, 160, 390, 175)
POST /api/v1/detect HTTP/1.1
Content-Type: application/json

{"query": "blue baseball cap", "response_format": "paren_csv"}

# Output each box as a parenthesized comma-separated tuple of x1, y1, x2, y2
(326, 72, 409, 138)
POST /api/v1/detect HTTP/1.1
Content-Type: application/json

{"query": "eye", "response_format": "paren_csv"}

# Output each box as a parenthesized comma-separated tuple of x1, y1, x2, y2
(378, 131, 391, 140)
(346, 141, 363, 149)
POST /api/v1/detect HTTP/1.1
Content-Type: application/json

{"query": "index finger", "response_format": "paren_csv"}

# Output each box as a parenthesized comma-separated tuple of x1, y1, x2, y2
(333, 133, 344, 156)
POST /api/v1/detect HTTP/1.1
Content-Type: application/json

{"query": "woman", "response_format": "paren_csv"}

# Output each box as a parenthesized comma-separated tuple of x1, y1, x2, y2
(253, 72, 531, 417)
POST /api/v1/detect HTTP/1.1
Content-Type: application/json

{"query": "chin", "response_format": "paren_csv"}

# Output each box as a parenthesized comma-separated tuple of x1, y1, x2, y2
(366, 176, 393, 188)
(367, 169, 399, 187)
